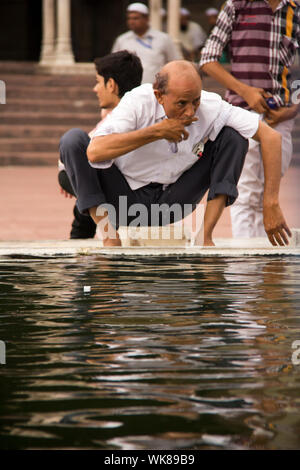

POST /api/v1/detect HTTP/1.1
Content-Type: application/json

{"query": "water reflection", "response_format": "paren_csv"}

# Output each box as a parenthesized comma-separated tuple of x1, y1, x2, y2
(0, 255, 300, 449)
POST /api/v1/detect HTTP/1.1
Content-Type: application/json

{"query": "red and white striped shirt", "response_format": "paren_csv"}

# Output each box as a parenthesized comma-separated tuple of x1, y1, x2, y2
(200, 0, 300, 108)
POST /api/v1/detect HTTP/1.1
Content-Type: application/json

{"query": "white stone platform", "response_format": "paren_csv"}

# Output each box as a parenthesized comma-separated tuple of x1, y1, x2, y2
(0, 228, 300, 258)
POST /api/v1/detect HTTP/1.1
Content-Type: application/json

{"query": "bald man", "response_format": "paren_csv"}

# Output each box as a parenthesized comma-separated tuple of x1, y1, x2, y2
(73, 60, 290, 247)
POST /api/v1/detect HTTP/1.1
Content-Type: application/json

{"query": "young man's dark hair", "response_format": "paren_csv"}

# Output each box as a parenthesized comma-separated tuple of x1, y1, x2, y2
(94, 50, 143, 98)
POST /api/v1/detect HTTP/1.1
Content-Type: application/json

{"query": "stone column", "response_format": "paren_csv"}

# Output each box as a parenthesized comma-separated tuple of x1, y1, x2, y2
(39, 0, 56, 65)
(150, 0, 162, 31)
(167, 0, 181, 41)
(55, 0, 75, 65)
(167, 0, 181, 55)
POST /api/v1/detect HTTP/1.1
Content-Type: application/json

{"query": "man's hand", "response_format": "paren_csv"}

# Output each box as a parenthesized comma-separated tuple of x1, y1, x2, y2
(60, 187, 73, 199)
(263, 201, 292, 246)
(265, 104, 299, 127)
(240, 84, 269, 114)
(88, 116, 199, 163)
(253, 121, 291, 246)
(157, 116, 198, 143)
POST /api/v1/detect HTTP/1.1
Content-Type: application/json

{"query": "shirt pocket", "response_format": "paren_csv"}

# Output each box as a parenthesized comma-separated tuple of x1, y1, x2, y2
(279, 35, 298, 68)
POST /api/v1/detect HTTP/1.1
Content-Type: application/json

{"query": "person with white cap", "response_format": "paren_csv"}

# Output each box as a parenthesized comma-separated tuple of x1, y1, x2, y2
(179, 7, 207, 62)
(204, 8, 219, 32)
(111, 2, 182, 84)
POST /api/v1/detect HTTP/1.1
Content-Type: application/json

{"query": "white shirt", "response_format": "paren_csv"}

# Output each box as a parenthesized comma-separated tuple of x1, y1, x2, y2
(90, 84, 259, 190)
(111, 28, 182, 84)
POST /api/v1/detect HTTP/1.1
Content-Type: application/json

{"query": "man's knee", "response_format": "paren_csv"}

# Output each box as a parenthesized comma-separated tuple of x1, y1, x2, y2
(220, 127, 249, 156)
(59, 128, 89, 154)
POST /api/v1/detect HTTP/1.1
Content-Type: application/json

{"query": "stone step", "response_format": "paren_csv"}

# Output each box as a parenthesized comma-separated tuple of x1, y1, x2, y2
(0, 151, 58, 166)
(0, 61, 39, 74)
(0, 137, 60, 152)
(1, 73, 95, 86)
(6, 86, 95, 100)
(0, 61, 94, 75)
(0, 124, 91, 138)
(4, 98, 99, 114)
(0, 111, 98, 126)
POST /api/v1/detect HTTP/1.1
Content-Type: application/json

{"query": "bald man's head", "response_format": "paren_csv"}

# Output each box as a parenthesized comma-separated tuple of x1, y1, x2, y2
(153, 61, 202, 120)
(154, 60, 202, 94)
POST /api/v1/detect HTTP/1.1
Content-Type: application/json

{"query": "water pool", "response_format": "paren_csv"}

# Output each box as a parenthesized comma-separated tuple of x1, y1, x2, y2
(0, 254, 300, 450)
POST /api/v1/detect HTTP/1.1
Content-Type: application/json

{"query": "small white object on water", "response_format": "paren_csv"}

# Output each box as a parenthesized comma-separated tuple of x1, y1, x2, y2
(83, 286, 91, 293)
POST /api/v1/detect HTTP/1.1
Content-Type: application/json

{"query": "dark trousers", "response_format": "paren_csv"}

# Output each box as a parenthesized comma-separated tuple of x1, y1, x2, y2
(59, 126, 248, 228)
(58, 168, 96, 239)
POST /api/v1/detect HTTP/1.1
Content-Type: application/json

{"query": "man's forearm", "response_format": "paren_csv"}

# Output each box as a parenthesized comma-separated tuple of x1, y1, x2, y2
(201, 61, 246, 97)
(265, 103, 299, 127)
(252, 121, 282, 204)
(87, 124, 163, 163)
(201, 61, 271, 113)
(87, 117, 196, 163)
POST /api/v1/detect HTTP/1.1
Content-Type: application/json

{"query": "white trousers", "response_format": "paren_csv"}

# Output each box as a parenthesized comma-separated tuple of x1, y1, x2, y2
(230, 116, 295, 238)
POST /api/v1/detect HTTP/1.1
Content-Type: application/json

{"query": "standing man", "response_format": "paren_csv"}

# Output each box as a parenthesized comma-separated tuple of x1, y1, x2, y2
(111, 2, 182, 83)
(179, 8, 207, 62)
(204, 8, 219, 32)
(200, 0, 300, 238)
(81, 60, 291, 248)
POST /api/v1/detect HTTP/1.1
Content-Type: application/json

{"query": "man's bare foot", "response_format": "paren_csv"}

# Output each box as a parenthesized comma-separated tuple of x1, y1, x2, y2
(193, 232, 203, 246)
(103, 235, 122, 247)
(203, 238, 215, 247)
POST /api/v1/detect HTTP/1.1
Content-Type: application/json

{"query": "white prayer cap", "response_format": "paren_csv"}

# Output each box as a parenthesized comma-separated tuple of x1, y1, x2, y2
(180, 8, 191, 16)
(205, 8, 219, 16)
(127, 3, 149, 15)
(160, 7, 166, 17)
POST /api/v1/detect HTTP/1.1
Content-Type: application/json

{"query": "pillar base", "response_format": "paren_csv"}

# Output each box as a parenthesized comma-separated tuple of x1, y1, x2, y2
(55, 57, 75, 66)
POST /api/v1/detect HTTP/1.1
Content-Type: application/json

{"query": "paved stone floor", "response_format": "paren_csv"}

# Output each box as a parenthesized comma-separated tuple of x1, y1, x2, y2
(1, 165, 300, 241)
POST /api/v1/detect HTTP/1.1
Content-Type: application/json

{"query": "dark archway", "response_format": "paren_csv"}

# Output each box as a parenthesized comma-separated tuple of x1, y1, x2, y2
(0, 0, 130, 63)
(71, 0, 130, 62)
(0, 0, 42, 61)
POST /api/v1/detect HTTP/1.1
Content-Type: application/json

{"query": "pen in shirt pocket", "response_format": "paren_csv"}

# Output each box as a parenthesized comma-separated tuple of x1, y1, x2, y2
(169, 142, 178, 153)
(167, 118, 196, 154)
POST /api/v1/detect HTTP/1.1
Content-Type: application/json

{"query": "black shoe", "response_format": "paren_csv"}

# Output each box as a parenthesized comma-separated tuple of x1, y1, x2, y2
(70, 205, 96, 239)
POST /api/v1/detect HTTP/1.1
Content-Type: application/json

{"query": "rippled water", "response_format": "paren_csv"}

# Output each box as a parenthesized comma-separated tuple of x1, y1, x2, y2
(0, 254, 300, 450)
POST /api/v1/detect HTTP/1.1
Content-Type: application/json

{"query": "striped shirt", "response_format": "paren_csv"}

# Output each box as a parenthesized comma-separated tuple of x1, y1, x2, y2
(200, 0, 300, 108)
